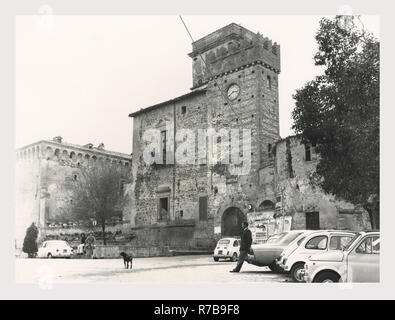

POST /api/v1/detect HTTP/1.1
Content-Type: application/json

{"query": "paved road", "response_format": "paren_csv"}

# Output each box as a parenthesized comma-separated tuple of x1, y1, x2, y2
(15, 255, 292, 284)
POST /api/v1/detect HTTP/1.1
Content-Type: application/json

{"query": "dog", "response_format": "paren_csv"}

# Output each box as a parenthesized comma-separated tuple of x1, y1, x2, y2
(120, 252, 134, 269)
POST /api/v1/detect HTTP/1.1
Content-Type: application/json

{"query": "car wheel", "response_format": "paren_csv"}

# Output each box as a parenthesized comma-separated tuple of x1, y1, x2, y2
(268, 262, 283, 273)
(47, 253, 52, 259)
(313, 272, 340, 283)
(290, 263, 305, 282)
(213, 257, 219, 262)
(231, 253, 238, 262)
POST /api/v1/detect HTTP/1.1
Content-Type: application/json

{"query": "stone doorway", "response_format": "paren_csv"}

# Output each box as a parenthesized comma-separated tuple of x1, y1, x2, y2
(221, 207, 244, 237)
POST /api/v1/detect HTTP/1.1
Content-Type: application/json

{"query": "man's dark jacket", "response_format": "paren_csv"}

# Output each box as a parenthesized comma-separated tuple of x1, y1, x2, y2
(240, 228, 252, 251)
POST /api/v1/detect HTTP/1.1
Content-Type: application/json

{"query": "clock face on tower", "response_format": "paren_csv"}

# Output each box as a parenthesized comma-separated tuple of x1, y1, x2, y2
(227, 84, 240, 101)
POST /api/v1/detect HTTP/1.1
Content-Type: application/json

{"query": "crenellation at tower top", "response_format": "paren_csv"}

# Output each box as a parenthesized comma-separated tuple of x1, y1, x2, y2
(189, 23, 281, 88)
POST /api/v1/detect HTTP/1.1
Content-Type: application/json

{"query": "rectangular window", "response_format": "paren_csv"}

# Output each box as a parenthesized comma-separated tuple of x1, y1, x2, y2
(306, 211, 320, 230)
(267, 75, 272, 90)
(199, 196, 208, 221)
(305, 144, 311, 161)
(268, 143, 272, 158)
(158, 197, 169, 221)
(181, 106, 187, 114)
(161, 130, 166, 164)
(217, 136, 221, 161)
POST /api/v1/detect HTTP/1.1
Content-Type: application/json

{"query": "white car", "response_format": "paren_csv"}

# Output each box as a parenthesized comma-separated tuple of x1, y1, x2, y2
(247, 230, 310, 272)
(303, 231, 380, 283)
(213, 238, 240, 262)
(277, 230, 356, 282)
(38, 240, 73, 258)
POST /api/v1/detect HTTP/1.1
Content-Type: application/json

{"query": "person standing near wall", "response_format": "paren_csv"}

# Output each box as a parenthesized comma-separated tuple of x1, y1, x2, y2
(77, 233, 86, 255)
(84, 232, 96, 258)
(230, 221, 252, 273)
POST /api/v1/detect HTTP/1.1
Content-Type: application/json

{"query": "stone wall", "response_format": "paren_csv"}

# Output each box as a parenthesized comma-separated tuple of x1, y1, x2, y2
(273, 136, 371, 230)
(15, 139, 132, 247)
(129, 23, 282, 251)
(190, 23, 280, 88)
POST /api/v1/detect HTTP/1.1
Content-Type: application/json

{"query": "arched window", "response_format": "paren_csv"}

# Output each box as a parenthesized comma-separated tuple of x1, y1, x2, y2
(259, 200, 275, 212)
(54, 149, 60, 158)
(45, 147, 53, 159)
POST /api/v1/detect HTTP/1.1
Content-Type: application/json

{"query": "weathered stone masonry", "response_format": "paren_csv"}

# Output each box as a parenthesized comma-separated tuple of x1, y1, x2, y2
(126, 23, 371, 252)
(15, 137, 132, 248)
(16, 23, 372, 255)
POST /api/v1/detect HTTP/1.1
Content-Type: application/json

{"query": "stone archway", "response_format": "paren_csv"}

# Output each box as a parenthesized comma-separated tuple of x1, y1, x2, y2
(221, 207, 244, 237)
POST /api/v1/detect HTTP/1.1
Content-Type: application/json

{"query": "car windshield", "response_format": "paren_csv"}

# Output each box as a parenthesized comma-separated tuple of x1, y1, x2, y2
(342, 233, 361, 251)
(277, 232, 304, 245)
(266, 235, 281, 243)
(219, 240, 230, 245)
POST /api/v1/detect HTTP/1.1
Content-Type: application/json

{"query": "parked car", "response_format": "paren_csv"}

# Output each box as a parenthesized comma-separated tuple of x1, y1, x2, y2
(213, 238, 240, 262)
(303, 231, 380, 283)
(246, 230, 310, 272)
(277, 230, 356, 282)
(37, 240, 73, 258)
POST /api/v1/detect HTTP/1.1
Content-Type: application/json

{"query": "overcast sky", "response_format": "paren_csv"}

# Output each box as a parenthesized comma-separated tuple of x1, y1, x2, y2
(15, 15, 379, 154)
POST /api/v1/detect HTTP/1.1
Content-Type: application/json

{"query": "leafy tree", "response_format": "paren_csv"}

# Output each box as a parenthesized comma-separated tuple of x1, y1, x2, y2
(22, 223, 39, 258)
(70, 162, 128, 244)
(292, 16, 379, 229)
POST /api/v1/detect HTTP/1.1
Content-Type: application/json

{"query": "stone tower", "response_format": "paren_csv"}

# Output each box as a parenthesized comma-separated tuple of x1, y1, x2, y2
(189, 23, 281, 169)
(188, 23, 281, 237)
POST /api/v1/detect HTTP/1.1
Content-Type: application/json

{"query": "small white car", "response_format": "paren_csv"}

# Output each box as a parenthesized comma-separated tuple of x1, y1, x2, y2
(37, 240, 73, 258)
(303, 231, 380, 283)
(213, 238, 240, 262)
(247, 230, 310, 272)
(277, 230, 356, 282)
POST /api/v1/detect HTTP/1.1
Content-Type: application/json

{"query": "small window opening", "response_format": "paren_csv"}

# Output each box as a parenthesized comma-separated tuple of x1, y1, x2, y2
(305, 144, 311, 162)
(267, 76, 272, 90)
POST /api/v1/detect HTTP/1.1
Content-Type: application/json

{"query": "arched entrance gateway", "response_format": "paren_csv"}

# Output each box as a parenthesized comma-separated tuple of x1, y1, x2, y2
(221, 207, 244, 237)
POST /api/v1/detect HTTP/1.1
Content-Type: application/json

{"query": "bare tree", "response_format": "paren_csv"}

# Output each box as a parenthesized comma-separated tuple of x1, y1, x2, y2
(70, 161, 128, 245)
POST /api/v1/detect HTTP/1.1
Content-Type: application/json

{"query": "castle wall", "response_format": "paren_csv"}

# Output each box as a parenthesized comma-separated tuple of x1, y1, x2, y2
(15, 140, 132, 247)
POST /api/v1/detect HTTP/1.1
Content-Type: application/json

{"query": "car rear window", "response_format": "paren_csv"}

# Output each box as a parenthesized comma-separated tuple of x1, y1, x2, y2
(305, 235, 328, 250)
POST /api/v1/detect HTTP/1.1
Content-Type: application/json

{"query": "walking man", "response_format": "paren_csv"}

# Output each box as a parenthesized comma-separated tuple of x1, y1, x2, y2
(230, 221, 252, 273)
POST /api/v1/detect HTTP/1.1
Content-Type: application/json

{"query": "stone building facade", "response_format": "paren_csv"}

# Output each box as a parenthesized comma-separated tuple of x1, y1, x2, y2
(15, 136, 132, 248)
(273, 136, 371, 232)
(126, 23, 371, 251)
